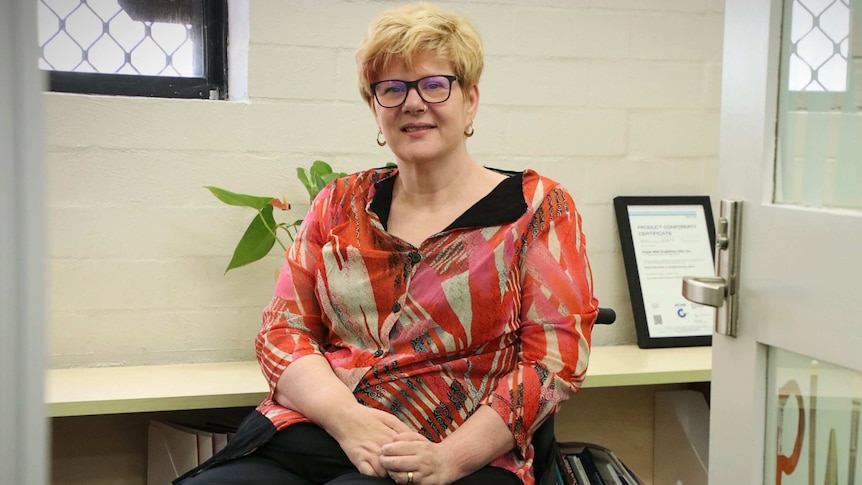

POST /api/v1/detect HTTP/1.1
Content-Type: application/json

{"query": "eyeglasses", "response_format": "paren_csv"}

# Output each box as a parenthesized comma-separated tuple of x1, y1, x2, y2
(370, 75, 460, 108)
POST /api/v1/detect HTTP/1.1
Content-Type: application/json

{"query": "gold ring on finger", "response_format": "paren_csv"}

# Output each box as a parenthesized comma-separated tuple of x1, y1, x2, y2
(407, 471, 414, 484)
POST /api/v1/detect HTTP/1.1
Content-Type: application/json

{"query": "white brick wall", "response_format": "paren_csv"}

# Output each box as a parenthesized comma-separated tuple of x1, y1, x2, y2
(44, 0, 724, 367)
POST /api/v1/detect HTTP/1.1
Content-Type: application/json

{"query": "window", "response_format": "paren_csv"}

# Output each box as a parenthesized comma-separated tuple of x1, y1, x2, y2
(776, 0, 862, 211)
(785, 0, 853, 92)
(38, 0, 227, 99)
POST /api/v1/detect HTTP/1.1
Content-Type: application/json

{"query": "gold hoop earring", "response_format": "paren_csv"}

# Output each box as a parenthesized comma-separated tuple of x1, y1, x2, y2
(376, 129, 386, 147)
(464, 124, 475, 138)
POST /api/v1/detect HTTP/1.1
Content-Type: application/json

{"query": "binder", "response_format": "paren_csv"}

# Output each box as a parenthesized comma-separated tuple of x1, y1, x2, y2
(556, 447, 580, 485)
(566, 453, 592, 485)
(557, 442, 645, 485)
(575, 447, 606, 485)
(588, 446, 629, 485)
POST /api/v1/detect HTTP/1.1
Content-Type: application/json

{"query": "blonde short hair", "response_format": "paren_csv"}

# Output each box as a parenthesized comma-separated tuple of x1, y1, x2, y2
(356, 3, 484, 106)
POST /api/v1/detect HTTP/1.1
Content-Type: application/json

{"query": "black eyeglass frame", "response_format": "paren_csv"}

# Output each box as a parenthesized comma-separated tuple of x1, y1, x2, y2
(370, 75, 461, 108)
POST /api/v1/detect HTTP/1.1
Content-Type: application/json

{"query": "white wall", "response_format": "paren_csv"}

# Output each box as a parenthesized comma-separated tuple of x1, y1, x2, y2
(44, 0, 725, 368)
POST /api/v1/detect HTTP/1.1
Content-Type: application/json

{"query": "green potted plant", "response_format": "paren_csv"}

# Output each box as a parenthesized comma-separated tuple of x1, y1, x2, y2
(205, 160, 347, 273)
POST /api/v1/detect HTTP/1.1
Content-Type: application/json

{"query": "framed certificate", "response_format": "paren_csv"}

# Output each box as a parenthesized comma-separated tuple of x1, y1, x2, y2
(613, 196, 716, 348)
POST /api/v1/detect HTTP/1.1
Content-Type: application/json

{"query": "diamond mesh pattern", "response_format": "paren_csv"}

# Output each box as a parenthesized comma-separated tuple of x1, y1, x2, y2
(38, 0, 202, 77)
(788, 0, 851, 91)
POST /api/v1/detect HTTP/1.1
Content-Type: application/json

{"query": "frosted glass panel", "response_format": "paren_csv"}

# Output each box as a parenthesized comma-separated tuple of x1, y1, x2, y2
(37, 0, 203, 77)
(765, 348, 862, 485)
(788, 0, 850, 91)
(777, 0, 862, 211)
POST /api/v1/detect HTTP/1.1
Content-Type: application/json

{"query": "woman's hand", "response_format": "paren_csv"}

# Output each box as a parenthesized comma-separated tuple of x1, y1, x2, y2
(328, 405, 413, 478)
(380, 405, 516, 485)
(272, 355, 411, 477)
(380, 433, 457, 485)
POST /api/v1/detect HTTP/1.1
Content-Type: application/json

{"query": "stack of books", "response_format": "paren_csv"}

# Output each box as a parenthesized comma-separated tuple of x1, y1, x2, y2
(553, 442, 644, 485)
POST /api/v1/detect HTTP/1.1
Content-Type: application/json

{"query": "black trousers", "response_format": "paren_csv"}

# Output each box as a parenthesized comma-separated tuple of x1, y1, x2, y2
(176, 413, 521, 485)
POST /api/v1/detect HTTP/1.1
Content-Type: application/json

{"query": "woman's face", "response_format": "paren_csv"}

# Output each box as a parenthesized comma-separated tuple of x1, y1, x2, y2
(370, 53, 478, 166)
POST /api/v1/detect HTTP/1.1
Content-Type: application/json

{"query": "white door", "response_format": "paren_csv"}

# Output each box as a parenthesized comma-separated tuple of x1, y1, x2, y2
(710, 0, 862, 483)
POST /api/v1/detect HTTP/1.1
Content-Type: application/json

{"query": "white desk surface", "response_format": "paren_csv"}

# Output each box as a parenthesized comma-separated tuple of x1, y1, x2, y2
(47, 344, 711, 418)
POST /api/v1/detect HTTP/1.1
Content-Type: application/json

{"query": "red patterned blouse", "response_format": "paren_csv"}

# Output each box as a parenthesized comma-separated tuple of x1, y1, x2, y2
(255, 167, 598, 485)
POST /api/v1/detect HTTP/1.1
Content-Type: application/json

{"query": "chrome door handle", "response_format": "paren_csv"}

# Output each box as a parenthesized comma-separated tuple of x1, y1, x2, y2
(682, 276, 727, 308)
(682, 199, 743, 337)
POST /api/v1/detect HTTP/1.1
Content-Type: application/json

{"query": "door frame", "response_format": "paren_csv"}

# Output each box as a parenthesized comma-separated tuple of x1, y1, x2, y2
(709, 0, 783, 482)
(0, 1, 48, 484)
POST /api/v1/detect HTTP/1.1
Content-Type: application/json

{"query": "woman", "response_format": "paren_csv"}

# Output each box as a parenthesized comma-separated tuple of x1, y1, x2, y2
(176, 4, 598, 485)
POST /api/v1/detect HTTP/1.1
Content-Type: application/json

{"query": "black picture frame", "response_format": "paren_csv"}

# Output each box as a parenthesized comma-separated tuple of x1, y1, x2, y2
(613, 196, 716, 349)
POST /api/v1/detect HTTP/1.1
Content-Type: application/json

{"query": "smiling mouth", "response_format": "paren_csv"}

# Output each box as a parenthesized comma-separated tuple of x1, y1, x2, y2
(402, 125, 435, 133)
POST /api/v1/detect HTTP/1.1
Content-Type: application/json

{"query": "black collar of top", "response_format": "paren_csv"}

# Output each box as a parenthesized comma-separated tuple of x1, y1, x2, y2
(370, 168, 527, 232)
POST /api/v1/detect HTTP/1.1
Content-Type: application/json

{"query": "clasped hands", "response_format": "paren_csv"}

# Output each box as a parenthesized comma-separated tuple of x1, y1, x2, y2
(332, 406, 457, 485)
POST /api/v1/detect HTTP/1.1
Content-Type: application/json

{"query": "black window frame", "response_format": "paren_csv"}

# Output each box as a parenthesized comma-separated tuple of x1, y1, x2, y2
(45, 0, 228, 100)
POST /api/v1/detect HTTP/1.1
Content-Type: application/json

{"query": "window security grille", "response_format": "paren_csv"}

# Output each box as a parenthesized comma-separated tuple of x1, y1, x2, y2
(787, 0, 852, 92)
(38, 0, 226, 99)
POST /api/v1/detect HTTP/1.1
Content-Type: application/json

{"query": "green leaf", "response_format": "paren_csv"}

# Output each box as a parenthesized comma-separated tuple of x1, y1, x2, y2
(296, 161, 349, 202)
(225, 205, 278, 272)
(310, 160, 334, 176)
(296, 167, 314, 198)
(320, 173, 342, 185)
(296, 167, 310, 189)
(311, 171, 327, 195)
(205, 186, 273, 210)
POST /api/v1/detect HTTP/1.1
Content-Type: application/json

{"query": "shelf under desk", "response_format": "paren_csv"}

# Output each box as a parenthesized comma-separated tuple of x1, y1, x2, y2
(46, 344, 711, 418)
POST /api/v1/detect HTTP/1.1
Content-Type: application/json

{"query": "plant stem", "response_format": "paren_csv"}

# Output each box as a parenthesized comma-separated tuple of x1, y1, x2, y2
(256, 209, 288, 252)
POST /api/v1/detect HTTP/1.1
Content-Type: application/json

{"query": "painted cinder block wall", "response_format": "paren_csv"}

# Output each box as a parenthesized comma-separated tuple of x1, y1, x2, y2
(44, 0, 724, 369)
